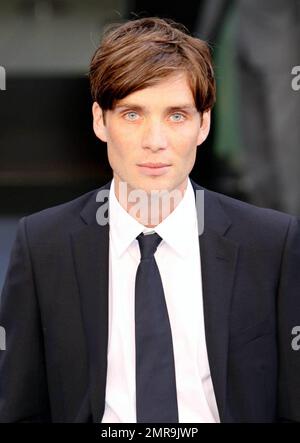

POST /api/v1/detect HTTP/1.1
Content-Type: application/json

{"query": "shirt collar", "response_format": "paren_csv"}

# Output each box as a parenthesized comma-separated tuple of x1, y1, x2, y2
(109, 177, 198, 258)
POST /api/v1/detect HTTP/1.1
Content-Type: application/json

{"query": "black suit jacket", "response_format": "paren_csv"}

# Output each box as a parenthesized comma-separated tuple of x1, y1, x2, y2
(0, 179, 300, 423)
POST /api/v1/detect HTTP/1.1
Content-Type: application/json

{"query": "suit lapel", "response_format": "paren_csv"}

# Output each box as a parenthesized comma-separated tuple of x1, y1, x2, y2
(71, 181, 111, 423)
(200, 229, 239, 422)
(191, 179, 239, 422)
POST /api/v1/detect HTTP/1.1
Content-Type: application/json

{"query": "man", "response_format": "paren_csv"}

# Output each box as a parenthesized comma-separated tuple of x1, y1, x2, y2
(0, 17, 300, 423)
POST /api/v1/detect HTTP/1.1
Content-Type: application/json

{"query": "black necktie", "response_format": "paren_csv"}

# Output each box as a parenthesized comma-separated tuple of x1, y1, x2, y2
(135, 232, 179, 423)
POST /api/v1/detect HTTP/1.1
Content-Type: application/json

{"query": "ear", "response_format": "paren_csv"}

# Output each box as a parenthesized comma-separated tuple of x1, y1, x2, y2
(92, 101, 108, 142)
(196, 110, 211, 146)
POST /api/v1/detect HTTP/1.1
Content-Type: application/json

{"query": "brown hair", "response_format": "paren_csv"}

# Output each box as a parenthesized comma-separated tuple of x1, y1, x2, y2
(89, 17, 216, 117)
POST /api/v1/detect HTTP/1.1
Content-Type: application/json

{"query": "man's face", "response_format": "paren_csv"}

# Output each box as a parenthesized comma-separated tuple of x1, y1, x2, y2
(92, 72, 210, 195)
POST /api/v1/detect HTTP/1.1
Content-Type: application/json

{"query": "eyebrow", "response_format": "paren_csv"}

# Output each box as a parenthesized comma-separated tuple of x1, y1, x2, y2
(114, 103, 197, 112)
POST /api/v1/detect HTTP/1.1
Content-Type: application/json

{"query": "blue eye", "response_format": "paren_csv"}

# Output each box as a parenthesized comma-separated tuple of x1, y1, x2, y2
(125, 112, 139, 121)
(170, 113, 185, 122)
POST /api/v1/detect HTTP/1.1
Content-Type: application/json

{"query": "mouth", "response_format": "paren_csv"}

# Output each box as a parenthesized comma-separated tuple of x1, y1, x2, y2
(137, 163, 172, 176)
(138, 162, 171, 168)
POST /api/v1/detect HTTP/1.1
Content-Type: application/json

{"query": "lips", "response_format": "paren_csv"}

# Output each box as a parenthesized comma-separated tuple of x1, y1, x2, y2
(137, 163, 171, 176)
(138, 163, 171, 168)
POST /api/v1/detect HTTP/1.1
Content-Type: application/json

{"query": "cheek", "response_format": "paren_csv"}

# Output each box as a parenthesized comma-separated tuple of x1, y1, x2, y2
(108, 126, 138, 155)
(107, 134, 127, 159)
(190, 126, 203, 146)
(170, 130, 199, 157)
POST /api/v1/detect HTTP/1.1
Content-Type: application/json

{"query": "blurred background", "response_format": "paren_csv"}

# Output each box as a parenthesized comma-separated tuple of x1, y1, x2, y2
(0, 0, 300, 291)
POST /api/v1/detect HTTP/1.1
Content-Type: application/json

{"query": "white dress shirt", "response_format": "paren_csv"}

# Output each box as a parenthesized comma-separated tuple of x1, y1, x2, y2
(101, 177, 220, 423)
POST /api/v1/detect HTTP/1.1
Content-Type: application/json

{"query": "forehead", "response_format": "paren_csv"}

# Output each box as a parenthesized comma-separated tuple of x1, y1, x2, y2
(114, 72, 196, 109)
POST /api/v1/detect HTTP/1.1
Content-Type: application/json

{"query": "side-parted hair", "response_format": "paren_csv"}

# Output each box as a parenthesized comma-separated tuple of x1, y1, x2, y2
(89, 17, 216, 116)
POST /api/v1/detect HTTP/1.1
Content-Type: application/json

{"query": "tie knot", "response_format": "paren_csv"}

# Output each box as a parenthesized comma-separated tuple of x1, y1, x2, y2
(136, 232, 162, 260)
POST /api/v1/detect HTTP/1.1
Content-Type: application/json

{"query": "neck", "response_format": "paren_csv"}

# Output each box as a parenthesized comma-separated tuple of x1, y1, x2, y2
(114, 178, 188, 227)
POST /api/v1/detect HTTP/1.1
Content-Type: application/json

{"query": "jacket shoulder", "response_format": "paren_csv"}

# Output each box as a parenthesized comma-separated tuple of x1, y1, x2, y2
(204, 188, 296, 247)
(208, 188, 293, 225)
(20, 184, 108, 244)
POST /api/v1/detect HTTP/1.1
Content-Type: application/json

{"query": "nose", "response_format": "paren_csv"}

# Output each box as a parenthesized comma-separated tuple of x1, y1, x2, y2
(141, 119, 168, 151)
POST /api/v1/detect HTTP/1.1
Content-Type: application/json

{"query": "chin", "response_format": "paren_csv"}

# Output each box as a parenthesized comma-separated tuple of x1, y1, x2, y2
(138, 179, 173, 194)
